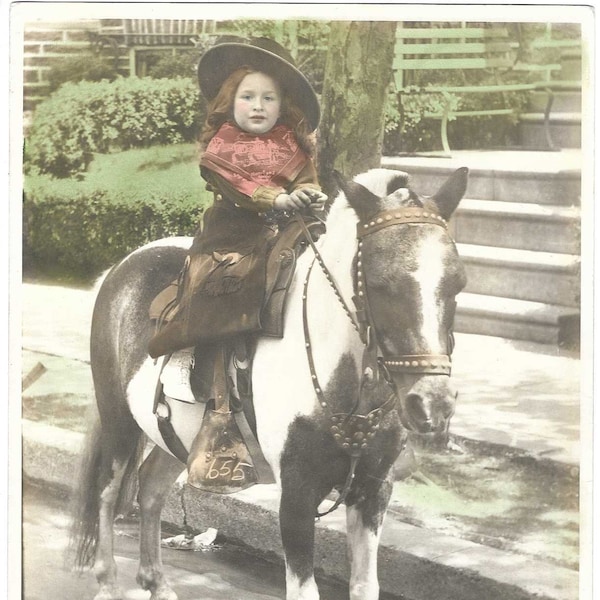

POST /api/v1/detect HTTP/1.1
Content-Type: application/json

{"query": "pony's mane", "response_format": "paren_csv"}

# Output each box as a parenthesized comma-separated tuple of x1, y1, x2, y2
(352, 168, 411, 198)
(326, 168, 415, 227)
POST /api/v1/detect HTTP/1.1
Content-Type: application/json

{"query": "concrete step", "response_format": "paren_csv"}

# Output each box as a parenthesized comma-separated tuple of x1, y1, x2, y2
(382, 154, 581, 206)
(457, 243, 580, 307)
(527, 89, 581, 113)
(519, 112, 581, 149)
(455, 292, 580, 346)
(452, 199, 580, 254)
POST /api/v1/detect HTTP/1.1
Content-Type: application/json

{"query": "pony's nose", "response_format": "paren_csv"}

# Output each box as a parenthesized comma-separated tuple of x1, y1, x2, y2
(401, 376, 457, 435)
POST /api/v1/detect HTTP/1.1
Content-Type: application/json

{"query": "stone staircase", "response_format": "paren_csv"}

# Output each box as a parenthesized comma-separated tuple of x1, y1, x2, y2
(381, 153, 581, 348)
(381, 37, 584, 349)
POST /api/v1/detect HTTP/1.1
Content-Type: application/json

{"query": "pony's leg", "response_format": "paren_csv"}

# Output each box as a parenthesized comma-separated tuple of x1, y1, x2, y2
(280, 483, 320, 600)
(136, 445, 183, 600)
(345, 481, 393, 600)
(93, 431, 141, 600)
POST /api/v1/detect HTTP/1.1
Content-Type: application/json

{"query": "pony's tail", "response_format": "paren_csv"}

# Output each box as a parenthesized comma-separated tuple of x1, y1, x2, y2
(67, 415, 143, 571)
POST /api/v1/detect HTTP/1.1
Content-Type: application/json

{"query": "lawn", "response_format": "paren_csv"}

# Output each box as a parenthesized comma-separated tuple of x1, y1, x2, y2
(25, 143, 212, 208)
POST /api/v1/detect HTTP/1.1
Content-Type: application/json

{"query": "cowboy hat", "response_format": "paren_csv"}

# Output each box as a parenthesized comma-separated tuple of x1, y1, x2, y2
(198, 37, 320, 132)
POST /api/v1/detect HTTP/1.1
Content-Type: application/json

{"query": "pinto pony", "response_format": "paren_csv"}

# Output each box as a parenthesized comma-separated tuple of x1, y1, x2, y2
(71, 167, 468, 600)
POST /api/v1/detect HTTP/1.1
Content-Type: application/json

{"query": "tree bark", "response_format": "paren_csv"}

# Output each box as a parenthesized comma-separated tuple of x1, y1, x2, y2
(318, 21, 397, 196)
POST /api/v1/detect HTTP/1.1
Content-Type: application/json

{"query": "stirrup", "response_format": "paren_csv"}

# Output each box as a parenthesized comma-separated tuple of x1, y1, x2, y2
(160, 349, 196, 403)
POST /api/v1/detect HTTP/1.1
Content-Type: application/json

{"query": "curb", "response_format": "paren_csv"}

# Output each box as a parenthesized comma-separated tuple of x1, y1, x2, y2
(23, 419, 578, 600)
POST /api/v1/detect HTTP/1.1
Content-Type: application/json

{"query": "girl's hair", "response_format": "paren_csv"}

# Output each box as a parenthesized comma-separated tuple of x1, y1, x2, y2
(199, 66, 315, 156)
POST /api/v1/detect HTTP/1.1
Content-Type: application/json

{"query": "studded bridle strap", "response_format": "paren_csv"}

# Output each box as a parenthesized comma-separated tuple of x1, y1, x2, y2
(357, 207, 448, 238)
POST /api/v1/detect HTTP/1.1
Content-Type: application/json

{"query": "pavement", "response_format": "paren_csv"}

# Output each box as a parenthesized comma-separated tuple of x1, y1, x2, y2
(18, 282, 587, 600)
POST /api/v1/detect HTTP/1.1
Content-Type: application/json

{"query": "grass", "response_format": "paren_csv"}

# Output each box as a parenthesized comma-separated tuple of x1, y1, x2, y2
(25, 143, 212, 207)
(85, 143, 206, 199)
(390, 444, 579, 569)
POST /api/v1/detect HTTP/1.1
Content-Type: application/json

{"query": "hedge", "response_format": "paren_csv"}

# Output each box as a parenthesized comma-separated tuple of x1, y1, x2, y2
(24, 77, 204, 178)
(23, 187, 203, 277)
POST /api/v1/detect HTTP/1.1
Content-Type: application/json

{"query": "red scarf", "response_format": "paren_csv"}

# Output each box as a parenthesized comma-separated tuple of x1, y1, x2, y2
(200, 122, 309, 198)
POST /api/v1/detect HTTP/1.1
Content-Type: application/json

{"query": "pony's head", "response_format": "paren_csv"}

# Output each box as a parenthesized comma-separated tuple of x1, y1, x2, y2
(336, 167, 468, 444)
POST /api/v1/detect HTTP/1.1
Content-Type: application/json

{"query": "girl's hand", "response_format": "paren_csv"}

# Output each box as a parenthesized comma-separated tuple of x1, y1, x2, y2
(274, 188, 328, 211)
(303, 189, 328, 211)
(274, 192, 306, 211)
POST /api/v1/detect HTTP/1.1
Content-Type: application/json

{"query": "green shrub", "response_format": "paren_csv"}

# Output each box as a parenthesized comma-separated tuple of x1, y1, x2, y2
(25, 77, 204, 178)
(23, 144, 211, 278)
(46, 52, 119, 92)
(384, 89, 459, 153)
(146, 49, 201, 79)
(23, 186, 203, 277)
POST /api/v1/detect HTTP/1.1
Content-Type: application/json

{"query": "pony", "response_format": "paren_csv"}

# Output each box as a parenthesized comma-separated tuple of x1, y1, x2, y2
(71, 167, 468, 600)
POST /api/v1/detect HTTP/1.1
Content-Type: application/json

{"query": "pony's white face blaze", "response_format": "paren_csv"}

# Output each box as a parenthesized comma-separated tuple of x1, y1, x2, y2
(411, 232, 447, 355)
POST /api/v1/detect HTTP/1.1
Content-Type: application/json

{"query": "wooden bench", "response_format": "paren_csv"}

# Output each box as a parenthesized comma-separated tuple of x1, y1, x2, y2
(393, 25, 547, 154)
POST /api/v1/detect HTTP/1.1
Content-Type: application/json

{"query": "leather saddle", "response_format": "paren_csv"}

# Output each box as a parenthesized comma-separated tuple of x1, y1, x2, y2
(148, 215, 325, 353)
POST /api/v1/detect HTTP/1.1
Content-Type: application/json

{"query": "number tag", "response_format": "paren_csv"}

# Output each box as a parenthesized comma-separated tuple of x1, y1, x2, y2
(206, 456, 253, 483)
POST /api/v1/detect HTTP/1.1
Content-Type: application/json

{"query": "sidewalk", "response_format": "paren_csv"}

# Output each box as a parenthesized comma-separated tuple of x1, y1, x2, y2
(21, 282, 582, 465)
(20, 282, 583, 600)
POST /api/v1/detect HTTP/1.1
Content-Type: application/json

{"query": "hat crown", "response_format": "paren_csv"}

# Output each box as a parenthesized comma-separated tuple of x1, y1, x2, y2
(246, 37, 297, 68)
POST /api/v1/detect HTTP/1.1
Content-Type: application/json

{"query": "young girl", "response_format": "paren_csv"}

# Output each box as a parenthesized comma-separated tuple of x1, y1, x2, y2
(148, 38, 327, 402)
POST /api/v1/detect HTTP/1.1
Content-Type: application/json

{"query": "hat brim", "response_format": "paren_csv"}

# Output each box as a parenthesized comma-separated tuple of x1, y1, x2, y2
(198, 43, 320, 132)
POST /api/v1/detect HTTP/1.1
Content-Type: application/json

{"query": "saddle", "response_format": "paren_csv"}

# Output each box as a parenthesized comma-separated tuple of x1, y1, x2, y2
(150, 215, 325, 493)
(148, 215, 325, 357)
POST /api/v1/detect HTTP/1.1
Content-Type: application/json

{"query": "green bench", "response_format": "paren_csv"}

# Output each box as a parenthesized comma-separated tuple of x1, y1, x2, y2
(392, 25, 568, 153)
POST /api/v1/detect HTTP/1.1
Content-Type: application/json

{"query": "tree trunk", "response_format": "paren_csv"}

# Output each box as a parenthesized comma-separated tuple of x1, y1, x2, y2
(318, 21, 397, 196)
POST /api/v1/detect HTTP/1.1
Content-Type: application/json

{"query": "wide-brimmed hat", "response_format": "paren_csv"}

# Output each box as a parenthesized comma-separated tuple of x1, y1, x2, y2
(198, 37, 320, 132)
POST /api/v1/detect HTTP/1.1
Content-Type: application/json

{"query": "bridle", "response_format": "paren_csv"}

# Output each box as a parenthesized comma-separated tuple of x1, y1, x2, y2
(355, 207, 453, 379)
(295, 205, 455, 517)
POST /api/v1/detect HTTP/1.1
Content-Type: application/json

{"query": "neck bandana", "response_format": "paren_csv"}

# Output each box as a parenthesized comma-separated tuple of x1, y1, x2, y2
(200, 122, 309, 197)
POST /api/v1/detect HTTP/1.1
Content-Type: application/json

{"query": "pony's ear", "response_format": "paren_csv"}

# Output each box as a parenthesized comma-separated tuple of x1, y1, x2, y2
(431, 167, 469, 221)
(333, 170, 381, 221)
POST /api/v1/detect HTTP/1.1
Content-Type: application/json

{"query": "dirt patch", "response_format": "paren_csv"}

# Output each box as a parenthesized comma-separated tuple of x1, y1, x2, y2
(390, 440, 579, 570)
(22, 393, 92, 433)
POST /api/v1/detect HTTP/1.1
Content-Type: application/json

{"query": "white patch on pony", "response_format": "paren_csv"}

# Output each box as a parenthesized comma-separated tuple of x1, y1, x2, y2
(412, 232, 446, 354)
(252, 192, 363, 475)
(285, 566, 319, 600)
(346, 505, 382, 600)
(127, 357, 204, 457)
(99, 459, 128, 502)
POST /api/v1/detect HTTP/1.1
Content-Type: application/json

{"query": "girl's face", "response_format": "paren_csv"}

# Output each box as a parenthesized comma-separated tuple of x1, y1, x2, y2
(233, 72, 282, 135)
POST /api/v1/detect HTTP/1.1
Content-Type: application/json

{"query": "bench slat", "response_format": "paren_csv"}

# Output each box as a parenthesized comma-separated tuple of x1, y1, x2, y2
(395, 41, 512, 55)
(422, 109, 514, 119)
(396, 27, 509, 40)
(393, 56, 514, 70)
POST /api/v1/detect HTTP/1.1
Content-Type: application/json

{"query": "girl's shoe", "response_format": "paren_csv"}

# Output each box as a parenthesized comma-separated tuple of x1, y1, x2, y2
(160, 348, 196, 403)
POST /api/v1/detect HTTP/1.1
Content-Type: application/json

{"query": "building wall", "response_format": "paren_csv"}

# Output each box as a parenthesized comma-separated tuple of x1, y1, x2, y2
(23, 20, 104, 110)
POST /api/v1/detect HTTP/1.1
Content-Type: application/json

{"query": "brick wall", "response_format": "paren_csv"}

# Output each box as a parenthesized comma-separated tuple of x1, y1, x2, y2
(23, 20, 105, 110)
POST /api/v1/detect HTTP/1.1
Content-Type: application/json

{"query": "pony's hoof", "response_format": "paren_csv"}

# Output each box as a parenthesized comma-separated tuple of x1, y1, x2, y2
(150, 585, 178, 600)
(94, 584, 123, 600)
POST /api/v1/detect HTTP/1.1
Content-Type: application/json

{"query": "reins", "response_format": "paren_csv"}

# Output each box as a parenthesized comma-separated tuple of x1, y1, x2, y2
(294, 206, 453, 518)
